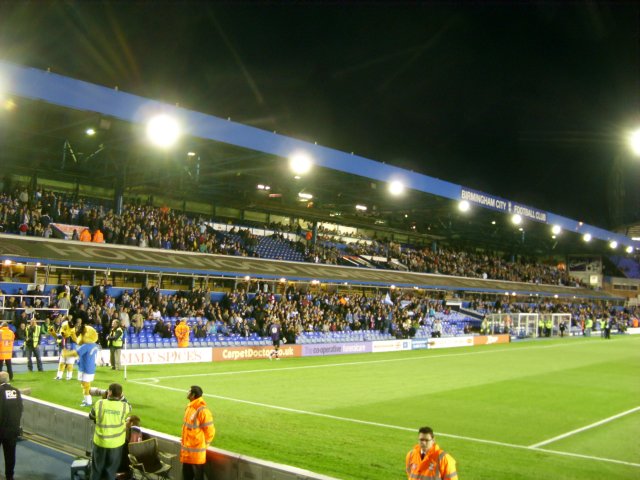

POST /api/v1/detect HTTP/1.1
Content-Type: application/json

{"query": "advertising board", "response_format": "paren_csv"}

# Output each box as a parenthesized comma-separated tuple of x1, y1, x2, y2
(301, 342, 371, 357)
(472, 334, 510, 346)
(213, 345, 302, 362)
(426, 336, 474, 349)
(371, 339, 412, 353)
(100, 347, 213, 366)
(411, 339, 430, 350)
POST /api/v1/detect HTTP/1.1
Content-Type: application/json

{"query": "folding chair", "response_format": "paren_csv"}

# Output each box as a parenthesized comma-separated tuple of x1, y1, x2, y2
(128, 438, 174, 480)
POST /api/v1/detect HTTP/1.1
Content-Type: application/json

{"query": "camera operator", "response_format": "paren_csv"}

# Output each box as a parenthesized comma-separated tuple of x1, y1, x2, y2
(88, 383, 131, 480)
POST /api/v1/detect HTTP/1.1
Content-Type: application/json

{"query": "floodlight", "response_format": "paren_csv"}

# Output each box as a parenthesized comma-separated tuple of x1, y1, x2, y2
(86, 128, 96, 136)
(289, 152, 312, 175)
(298, 192, 313, 200)
(551, 225, 561, 235)
(388, 180, 405, 196)
(458, 200, 470, 212)
(511, 214, 522, 225)
(244, 275, 251, 281)
(146, 114, 181, 148)
(279, 278, 287, 283)
(187, 151, 196, 157)
(609, 240, 618, 249)
(625, 246, 634, 254)
(355, 204, 367, 211)
(3, 260, 11, 266)
(583, 233, 592, 242)
(629, 128, 640, 157)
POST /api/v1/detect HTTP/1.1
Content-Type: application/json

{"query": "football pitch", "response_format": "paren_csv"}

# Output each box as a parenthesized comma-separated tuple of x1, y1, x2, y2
(23, 335, 640, 479)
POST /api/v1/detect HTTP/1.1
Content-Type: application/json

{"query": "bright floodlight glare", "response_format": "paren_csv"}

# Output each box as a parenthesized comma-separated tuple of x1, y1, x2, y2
(511, 214, 522, 225)
(458, 200, 470, 212)
(86, 128, 96, 136)
(583, 233, 592, 242)
(551, 225, 561, 235)
(355, 204, 367, 211)
(609, 240, 618, 249)
(146, 114, 180, 148)
(626, 246, 634, 254)
(629, 128, 640, 157)
(289, 152, 312, 175)
(388, 180, 405, 196)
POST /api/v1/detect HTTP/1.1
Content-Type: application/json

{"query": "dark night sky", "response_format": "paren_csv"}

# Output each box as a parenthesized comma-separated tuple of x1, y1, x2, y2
(1, 1, 639, 228)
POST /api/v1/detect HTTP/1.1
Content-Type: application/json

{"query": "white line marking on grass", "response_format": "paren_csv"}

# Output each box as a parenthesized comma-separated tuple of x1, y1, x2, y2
(529, 406, 640, 448)
(133, 341, 582, 382)
(130, 380, 640, 469)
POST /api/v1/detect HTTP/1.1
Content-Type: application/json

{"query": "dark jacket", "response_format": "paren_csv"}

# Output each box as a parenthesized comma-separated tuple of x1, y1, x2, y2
(0, 382, 23, 439)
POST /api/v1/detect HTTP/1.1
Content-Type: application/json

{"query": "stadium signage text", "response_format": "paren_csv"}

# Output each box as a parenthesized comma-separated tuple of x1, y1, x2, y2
(427, 336, 475, 349)
(301, 342, 371, 356)
(103, 347, 212, 366)
(371, 340, 412, 353)
(214, 345, 302, 361)
(460, 189, 547, 223)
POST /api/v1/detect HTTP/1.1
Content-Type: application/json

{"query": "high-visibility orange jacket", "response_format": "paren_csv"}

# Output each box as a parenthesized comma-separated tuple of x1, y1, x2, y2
(79, 229, 92, 242)
(0, 327, 15, 360)
(180, 397, 214, 465)
(92, 229, 104, 243)
(175, 323, 190, 348)
(406, 443, 458, 480)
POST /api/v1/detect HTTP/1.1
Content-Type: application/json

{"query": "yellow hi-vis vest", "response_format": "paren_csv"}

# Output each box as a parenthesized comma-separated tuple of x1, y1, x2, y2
(92, 399, 131, 448)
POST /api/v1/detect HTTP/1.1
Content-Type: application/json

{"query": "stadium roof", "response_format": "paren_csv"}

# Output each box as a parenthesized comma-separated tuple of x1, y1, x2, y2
(0, 61, 637, 257)
(0, 235, 618, 300)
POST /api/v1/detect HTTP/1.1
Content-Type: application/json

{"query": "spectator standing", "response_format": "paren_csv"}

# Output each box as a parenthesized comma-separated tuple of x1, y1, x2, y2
(181, 386, 215, 480)
(0, 371, 23, 480)
(175, 318, 190, 348)
(24, 318, 43, 372)
(107, 320, 123, 370)
(89, 383, 131, 480)
(0, 323, 15, 381)
(406, 426, 458, 480)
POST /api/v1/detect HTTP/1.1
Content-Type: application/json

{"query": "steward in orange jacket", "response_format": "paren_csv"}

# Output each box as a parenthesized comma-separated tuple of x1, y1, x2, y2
(406, 426, 458, 480)
(92, 228, 104, 243)
(175, 319, 190, 348)
(79, 228, 92, 242)
(181, 386, 215, 477)
(0, 322, 15, 380)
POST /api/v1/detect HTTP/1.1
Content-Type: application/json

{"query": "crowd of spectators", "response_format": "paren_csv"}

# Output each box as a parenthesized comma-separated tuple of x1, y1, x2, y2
(0, 185, 596, 288)
(2, 279, 637, 345)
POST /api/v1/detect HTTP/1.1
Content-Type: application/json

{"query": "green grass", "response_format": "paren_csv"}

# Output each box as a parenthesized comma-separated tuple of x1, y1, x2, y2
(17, 336, 640, 479)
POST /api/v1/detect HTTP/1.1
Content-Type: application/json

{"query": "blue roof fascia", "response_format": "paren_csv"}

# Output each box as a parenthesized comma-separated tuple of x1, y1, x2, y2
(1, 60, 636, 249)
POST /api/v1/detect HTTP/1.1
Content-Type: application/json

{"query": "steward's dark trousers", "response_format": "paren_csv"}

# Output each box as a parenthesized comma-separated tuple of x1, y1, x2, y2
(91, 444, 122, 480)
(0, 436, 17, 479)
(182, 462, 208, 480)
(26, 345, 43, 371)
(0, 360, 13, 380)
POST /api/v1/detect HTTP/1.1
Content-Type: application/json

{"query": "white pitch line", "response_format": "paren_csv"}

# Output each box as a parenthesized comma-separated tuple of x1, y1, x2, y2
(129, 380, 640, 469)
(529, 406, 640, 448)
(133, 341, 581, 382)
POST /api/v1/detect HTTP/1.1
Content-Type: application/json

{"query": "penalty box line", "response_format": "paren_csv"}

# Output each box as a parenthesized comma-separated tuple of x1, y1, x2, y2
(130, 380, 640, 469)
(133, 341, 586, 382)
(529, 406, 640, 448)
